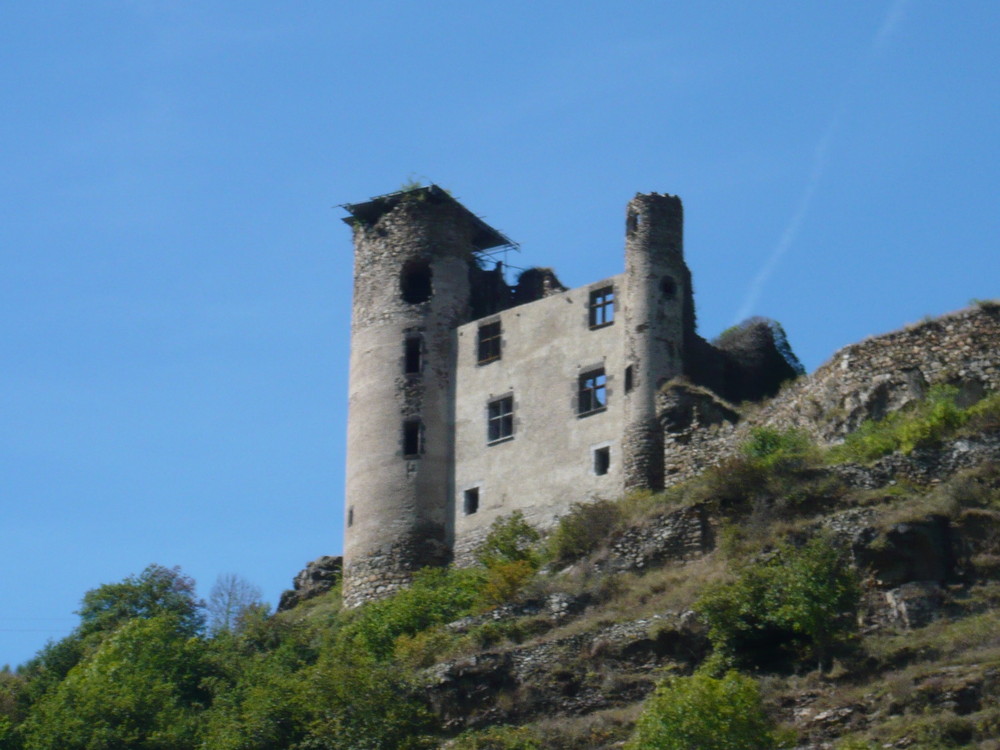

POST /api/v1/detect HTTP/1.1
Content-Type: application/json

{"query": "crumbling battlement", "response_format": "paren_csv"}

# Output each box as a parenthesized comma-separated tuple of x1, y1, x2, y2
(661, 304, 1000, 484)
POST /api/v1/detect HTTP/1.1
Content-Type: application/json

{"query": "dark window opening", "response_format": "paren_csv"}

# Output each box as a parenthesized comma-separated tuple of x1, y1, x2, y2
(624, 365, 634, 393)
(347, 507, 354, 527)
(589, 286, 614, 328)
(404, 336, 422, 375)
(403, 419, 423, 457)
(401, 260, 433, 304)
(661, 276, 677, 299)
(627, 212, 640, 235)
(464, 488, 480, 515)
(477, 321, 502, 364)
(487, 396, 514, 444)
(579, 369, 607, 415)
(594, 447, 610, 476)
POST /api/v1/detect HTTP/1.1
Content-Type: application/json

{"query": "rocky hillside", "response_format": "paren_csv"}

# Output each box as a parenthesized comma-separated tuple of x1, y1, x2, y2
(4, 306, 999, 750)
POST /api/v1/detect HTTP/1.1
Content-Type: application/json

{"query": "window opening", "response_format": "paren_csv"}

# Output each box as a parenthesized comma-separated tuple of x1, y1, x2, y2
(627, 211, 640, 235)
(347, 507, 354, 527)
(404, 336, 422, 375)
(624, 365, 634, 393)
(403, 419, 423, 457)
(477, 321, 502, 364)
(400, 260, 432, 304)
(487, 396, 514, 444)
(661, 276, 677, 299)
(579, 369, 608, 415)
(464, 488, 480, 515)
(589, 286, 614, 328)
(593, 447, 610, 476)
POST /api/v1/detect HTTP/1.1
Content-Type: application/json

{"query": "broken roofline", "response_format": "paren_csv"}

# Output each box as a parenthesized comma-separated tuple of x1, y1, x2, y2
(340, 184, 519, 254)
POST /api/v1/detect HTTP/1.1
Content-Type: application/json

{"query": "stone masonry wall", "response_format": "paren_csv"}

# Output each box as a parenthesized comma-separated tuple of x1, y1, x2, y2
(661, 304, 1000, 485)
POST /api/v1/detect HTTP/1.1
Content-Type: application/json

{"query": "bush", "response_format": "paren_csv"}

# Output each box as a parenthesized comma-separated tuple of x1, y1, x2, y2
(475, 512, 542, 570)
(742, 427, 815, 470)
(339, 567, 483, 661)
(625, 671, 783, 750)
(547, 500, 623, 564)
(477, 560, 537, 608)
(697, 536, 860, 671)
(450, 725, 543, 749)
(831, 385, 975, 463)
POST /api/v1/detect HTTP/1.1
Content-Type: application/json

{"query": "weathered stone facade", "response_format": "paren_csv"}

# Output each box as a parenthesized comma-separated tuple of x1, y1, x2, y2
(341, 186, 802, 604)
(660, 304, 1000, 486)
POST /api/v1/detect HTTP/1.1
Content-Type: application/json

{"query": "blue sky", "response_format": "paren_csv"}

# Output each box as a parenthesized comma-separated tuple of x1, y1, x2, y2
(2, 1, 998, 667)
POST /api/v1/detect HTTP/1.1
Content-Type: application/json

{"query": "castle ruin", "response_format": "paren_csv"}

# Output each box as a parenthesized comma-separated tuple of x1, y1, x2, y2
(340, 186, 799, 605)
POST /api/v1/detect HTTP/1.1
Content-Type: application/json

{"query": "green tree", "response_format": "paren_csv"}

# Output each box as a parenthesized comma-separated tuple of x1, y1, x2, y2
(697, 536, 860, 670)
(20, 615, 210, 750)
(77, 564, 205, 638)
(626, 671, 782, 750)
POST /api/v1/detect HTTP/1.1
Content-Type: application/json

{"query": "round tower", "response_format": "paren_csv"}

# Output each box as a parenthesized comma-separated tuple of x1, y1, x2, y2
(340, 186, 510, 606)
(621, 193, 693, 491)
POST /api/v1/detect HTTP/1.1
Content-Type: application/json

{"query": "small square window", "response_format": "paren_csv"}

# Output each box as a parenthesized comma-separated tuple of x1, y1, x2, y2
(578, 369, 607, 415)
(593, 447, 610, 476)
(404, 336, 422, 375)
(589, 286, 614, 328)
(487, 396, 514, 444)
(464, 487, 480, 515)
(477, 321, 502, 364)
(403, 419, 423, 457)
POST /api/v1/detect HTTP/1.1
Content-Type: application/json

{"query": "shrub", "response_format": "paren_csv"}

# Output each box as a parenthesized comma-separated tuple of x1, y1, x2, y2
(697, 536, 860, 671)
(831, 385, 975, 463)
(548, 500, 623, 564)
(339, 567, 483, 661)
(742, 427, 815, 470)
(475, 512, 542, 570)
(625, 671, 783, 750)
(450, 725, 543, 749)
(477, 559, 537, 608)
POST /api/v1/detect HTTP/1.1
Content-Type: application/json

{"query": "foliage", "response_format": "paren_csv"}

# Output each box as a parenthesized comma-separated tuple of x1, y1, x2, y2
(450, 725, 544, 749)
(547, 500, 624, 564)
(207, 573, 265, 635)
(475, 511, 542, 570)
(20, 615, 210, 750)
(625, 670, 783, 750)
(742, 427, 815, 470)
(697, 536, 860, 670)
(830, 385, 972, 463)
(477, 559, 537, 609)
(77, 563, 205, 638)
(300, 649, 437, 750)
(338, 567, 482, 661)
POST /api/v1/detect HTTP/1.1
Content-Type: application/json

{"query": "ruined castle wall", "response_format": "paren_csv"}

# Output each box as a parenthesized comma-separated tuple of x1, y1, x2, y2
(451, 275, 627, 564)
(662, 305, 1000, 485)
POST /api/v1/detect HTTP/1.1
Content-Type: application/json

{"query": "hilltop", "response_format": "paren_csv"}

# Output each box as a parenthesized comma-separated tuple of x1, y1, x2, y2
(2, 303, 999, 749)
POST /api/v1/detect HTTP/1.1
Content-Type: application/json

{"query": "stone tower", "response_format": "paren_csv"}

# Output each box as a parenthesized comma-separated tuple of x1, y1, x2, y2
(621, 193, 693, 491)
(340, 186, 512, 606)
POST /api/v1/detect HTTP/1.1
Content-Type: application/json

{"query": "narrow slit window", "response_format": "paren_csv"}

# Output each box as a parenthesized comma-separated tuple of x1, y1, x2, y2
(477, 321, 502, 364)
(347, 506, 354, 527)
(589, 286, 614, 328)
(404, 336, 422, 375)
(624, 365, 634, 393)
(403, 419, 423, 457)
(578, 368, 607, 415)
(593, 447, 610, 476)
(487, 396, 514, 444)
(463, 488, 480, 515)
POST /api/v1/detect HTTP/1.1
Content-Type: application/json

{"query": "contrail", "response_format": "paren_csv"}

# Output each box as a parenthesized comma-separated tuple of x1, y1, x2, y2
(734, 0, 909, 323)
